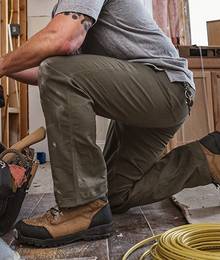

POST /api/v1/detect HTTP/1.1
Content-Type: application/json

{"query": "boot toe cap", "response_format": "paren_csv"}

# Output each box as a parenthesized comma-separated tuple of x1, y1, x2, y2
(15, 220, 52, 240)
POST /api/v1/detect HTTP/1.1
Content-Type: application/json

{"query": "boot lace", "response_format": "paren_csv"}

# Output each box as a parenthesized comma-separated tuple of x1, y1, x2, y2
(46, 207, 62, 221)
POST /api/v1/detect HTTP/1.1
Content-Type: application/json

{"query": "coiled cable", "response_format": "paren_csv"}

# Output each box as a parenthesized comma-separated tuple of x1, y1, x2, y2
(122, 224, 220, 260)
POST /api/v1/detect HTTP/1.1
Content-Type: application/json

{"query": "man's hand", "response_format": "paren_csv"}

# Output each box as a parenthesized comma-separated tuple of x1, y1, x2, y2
(0, 12, 93, 78)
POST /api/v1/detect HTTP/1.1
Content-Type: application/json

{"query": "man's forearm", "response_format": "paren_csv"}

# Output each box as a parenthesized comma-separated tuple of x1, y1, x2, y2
(0, 14, 86, 78)
(0, 30, 64, 77)
(8, 67, 39, 86)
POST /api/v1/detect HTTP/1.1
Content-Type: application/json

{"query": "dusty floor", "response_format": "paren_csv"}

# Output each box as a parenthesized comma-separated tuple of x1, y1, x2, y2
(3, 163, 186, 260)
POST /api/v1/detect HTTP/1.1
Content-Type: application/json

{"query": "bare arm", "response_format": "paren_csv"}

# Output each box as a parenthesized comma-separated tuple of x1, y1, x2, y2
(8, 67, 39, 86)
(0, 12, 93, 77)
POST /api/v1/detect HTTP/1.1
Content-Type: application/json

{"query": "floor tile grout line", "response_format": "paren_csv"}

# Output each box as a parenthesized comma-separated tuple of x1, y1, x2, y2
(139, 206, 155, 237)
(28, 193, 46, 218)
(9, 235, 15, 246)
(106, 238, 110, 260)
(78, 244, 90, 257)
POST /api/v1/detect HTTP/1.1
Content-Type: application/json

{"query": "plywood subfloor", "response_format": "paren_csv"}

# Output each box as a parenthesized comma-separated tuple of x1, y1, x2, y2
(172, 184, 220, 224)
(3, 194, 186, 260)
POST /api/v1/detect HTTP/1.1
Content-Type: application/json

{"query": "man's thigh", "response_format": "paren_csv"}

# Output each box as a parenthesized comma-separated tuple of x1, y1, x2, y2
(40, 54, 188, 128)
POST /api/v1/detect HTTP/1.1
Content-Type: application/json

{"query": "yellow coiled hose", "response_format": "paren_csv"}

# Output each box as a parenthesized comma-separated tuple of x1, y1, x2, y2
(122, 224, 220, 260)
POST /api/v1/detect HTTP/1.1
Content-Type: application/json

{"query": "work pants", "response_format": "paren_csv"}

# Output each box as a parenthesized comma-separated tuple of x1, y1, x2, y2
(38, 54, 212, 211)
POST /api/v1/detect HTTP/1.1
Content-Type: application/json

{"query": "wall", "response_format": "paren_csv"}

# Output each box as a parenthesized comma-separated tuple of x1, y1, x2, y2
(144, 0, 153, 15)
(189, 0, 220, 45)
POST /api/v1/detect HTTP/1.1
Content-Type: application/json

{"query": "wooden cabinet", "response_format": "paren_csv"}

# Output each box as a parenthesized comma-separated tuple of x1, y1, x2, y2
(207, 20, 220, 45)
(212, 72, 220, 130)
(168, 56, 220, 151)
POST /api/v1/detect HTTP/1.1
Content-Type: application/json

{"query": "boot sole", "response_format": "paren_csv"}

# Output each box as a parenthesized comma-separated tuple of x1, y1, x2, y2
(15, 223, 113, 248)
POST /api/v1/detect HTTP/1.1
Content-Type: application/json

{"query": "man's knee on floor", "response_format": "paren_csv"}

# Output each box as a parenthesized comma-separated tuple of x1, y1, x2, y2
(108, 190, 131, 214)
(108, 186, 131, 211)
(108, 174, 134, 208)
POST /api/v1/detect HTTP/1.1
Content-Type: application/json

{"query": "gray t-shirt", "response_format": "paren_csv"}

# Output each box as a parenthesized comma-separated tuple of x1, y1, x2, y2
(53, 0, 195, 89)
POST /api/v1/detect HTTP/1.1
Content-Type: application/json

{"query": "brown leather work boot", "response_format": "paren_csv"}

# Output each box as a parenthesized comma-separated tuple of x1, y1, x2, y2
(199, 132, 220, 184)
(14, 198, 113, 247)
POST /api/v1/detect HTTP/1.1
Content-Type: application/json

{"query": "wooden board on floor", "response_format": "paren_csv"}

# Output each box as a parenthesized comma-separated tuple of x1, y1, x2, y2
(172, 184, 220, 224)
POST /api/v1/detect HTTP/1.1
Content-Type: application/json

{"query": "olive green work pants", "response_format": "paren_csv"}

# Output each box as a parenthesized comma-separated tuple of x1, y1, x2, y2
(38, 54, 212, 212)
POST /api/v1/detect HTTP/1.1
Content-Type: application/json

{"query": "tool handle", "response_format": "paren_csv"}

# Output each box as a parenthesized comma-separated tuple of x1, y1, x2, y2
(3, 127, 46, 162)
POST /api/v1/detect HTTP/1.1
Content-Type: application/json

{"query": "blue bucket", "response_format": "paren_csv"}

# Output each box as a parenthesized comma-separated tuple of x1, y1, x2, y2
(36, 152, 46, 164)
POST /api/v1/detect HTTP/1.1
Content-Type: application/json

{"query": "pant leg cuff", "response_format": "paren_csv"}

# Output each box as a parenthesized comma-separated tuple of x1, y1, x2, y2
(56, 193, 108, 208)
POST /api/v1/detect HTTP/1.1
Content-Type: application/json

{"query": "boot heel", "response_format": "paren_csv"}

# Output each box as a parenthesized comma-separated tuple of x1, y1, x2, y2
(84, 223, 113, 241)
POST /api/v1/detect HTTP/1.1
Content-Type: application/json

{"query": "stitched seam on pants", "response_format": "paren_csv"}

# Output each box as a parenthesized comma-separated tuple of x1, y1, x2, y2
(66, 92, 80, 204)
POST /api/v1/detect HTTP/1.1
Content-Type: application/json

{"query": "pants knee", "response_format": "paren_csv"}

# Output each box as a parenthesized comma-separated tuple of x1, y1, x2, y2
(38, 58, 55, 94)
(108, 185, 131, 211)
(108, 174, 135, 212)
(39, 56, 66, 74)
(108, 191, 131, 214)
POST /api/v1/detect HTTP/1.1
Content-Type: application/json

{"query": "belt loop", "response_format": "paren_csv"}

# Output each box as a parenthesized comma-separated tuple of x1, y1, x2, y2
(184, 82, 194, 116)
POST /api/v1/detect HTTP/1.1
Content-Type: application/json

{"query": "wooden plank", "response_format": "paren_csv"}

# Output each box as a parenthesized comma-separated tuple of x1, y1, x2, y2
(9, 0, 21, 148)
(19, 0, 28, 139)
(178, 0, 191, 45)
(188, 58, 220, 69)
(1, 0, 9, 145)
(211, 72, 220, 131)
(193, 71, 214, 133)
(20, 83, 28, 138)
(0, 0, 28, 145)
(178, 46, 220, 58)
(8, 0, 20, 146)
(207, 20, 220, 45)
